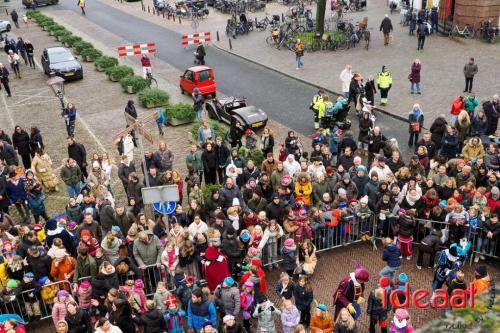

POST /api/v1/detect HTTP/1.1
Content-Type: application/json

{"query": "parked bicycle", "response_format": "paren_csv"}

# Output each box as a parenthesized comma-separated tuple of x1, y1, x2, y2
(255, 14, 281, 31)
(146, 71, 158, 88)
(449, 23, 475, 39)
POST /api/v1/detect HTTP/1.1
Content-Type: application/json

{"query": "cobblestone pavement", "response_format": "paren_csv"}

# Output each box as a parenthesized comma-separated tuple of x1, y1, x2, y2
(95, 0, 500, 127)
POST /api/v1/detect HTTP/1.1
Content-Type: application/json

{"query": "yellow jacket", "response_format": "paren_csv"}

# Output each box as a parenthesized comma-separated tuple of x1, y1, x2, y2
(0, 257, 8, 288)
(462, 142, 485, 161)
(41, 284, 59, 305)
(295, 180, 312, 206)
(377, 71, 392, 89)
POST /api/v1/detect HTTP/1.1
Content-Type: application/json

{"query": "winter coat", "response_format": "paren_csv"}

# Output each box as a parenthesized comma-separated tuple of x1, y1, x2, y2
(397, 215, 416, 237)
(77, 284, 92, 309)
(65, 308, 93, 333)
(50, 255, 77, 282)
(27, 254, 51, 281)
(91, 269, 120, 299)
(187, 296, 217, 331)
(408, 110, 424, 133)
(6, 178, 26, 204)
(312, 180, 331, 205)
(214, 285, 241, 315)
(382, 244, 401, 268)
(31, 153, 58, 189)
(367, 287, 391, 321)
(133, 309, 165, 333)
(60, 164, 82, 186)
(133, 230, 163, 266)
(52, 301, 68, 326)
(410, 62, 421, 83)
(421, 229, 442, 252)
(281, 306, 300, 333)
(67, 142, 87, 168)
(0, 142, 18, 165)
(471, 115, 488, 137)
(154, 149, 174, 172)
(259, 225, 284, 248)
(430, 117, 447, 147)
(310, 313, 334, 333)
(358, 117, 373, 142)
(484, 151, 500, 170)
(281, 245, 296, 271)
(463, 63, 478, 78)
(379, 17, 393, 34)
(12, 130, 30, 156)
(98, 199, 115, 233)
(26, 191, 46, 215)
(109, 301, 135, 333)
(29, 128, 44, 153)
(294, 285, 313, 311)
(253, 301, 281, 333)
(440, 132, 459, 158)
(462, 141, 485, 161)
(101, 236, 121, 265)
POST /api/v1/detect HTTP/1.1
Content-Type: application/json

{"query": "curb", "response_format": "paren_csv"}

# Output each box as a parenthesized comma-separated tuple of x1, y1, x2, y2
(212, 42, 409, 124)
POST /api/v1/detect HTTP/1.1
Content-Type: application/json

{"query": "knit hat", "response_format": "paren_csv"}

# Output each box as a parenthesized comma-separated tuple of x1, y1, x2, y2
(257, 294, 268, 303)
(80, 281, 91, 289)
(240, 230, 251, 242)
(343, 173, 351, 180)
(353, 261, 369, 283)
(6, 280, 18, 288)
(203, 321, 213, 328)
(112, 226, 121, 232)
(81, 229, 91, 238)
(67, 221, 77, 230)
(379, 276, 390, 288)
(398, 273, 408, 283)
(38, 276, 49, 285)
(475, 265, 487, 279)
(339, 201, 347, 209)
(449, 246, 458, 257)
(134, 279, 144, 288)
(377, 155, 386, 162)
(3, 240, 12, 248)
(284, 238, 294, 247)
(360, 195, 369, 205)
(232, 198, 240, 206)
(223, 314, 235, 324)
(54, 248, 67, 259)
(316, 304, 327, 312)
(24, 272, 34, 279)
(244, 281, 254, 289)
(165, 294, 177, 306)
(439, 200, 447, 208)
(223, 277, 235, 287)
(186, 276, 195, 285)
(56, 290, 69, 298)
(338, 188, 347, 198)
(395, 308, 409, 320)
(491, 186, 499, 195)
(33, 224, 43, 231)
(247, 247, 259, 257)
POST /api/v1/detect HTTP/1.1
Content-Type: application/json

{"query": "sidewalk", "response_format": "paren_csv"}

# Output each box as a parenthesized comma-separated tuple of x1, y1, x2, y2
(95, 0, 500, 126)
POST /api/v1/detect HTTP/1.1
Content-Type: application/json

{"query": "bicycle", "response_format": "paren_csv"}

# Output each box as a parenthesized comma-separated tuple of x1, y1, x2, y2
(256, 14, 280, 31)
(449, 23, 475, 39)
(146, 71, 158, 88)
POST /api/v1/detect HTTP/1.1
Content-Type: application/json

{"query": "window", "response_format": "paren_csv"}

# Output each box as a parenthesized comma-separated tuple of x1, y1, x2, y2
(184, 70, 194, 81)
(198, 70, 211, 82)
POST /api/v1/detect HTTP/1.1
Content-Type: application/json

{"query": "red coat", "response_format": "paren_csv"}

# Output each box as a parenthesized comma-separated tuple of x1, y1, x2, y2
(202, 246, 230, 291)
(450, 97, 465, 116)
(485, 192, 500, 213)
(410, 62, 421, 83)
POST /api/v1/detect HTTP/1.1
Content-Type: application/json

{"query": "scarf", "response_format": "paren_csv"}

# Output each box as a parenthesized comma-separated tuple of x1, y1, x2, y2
(405, 192, 421, 206)
(164, 309, 183, 330)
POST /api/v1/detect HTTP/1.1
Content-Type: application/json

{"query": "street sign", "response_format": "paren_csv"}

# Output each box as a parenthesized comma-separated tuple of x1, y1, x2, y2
(141, 185, 180, 204)
(152, 201, 177, 215)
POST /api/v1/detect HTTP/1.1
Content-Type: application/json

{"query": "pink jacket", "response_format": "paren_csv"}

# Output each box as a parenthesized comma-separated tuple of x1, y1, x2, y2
(52, 301, 67, 326)
(77, 285, 92, 309)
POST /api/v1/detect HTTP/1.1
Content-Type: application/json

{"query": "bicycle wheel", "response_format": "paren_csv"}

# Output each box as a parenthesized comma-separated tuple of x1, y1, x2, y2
(311, 39, 321, 51)
(257, 21, 267, 31)
(149, 77, 158, 88)
(336, 39, 348, 51)
(294, 25, 305, 34)
(464, 27, 475, 39)
(266, 36, 276, 47)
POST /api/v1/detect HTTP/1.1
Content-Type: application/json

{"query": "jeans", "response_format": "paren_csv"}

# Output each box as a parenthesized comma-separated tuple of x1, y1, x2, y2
(15, 202, 31, 220)
(66, 182, 82, 198)
(408, 131, 419, 146)
(410, 82, 421, 93)
(265, 242, 278, 265)
(431, 22, 438, 33)
(379, 265, 399, 283)
(417, 35, 425, 49)
(66, 120, 76, 137)
(34, 211, 49, 224)
(11, 63, 20, 78)
(27, 52, 35, 68)
(195, 108, 203, 122)
(465, 77, 474, 92)
(296, 55, 303, 68)
(343, 91, 349, 99)
(450, 115, 458, 125)
(476, 237, 497, 256)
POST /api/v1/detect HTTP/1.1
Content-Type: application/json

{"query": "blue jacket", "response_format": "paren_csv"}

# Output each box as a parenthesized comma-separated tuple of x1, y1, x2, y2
(440, 133, 459, 158)
(293, 285, 313, 311)
(187, 297, 217, 330)
(197, 127, 215, 146)
(471, 116, 488, 136)
(26, 191, 46, 215)
(164, 309, 185, 333)
(6, 178, 26, 204)
(382, 244, 401, 268)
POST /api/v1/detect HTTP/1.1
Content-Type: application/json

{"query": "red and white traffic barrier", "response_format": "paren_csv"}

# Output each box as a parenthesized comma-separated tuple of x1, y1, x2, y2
(181, 32, 211, 46)
(118, 42, 156, 57)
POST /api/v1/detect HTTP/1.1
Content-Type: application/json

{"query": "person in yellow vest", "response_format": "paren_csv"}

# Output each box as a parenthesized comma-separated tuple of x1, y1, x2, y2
(320, 95, 334, 136)
(78, 0, 86, 15)
(310, 89, 325, 130)
(377, 66, 392, 106)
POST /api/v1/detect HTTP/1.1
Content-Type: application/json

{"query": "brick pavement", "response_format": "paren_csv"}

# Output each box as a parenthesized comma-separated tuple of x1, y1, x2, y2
(95, 0, 500, 127)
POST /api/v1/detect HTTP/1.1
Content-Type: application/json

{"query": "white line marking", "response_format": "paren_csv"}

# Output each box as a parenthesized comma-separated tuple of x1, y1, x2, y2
(0, 94, 16, 129)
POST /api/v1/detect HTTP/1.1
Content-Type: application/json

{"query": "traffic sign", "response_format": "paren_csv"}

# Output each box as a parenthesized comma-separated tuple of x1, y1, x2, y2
(152, 201, 177, 215)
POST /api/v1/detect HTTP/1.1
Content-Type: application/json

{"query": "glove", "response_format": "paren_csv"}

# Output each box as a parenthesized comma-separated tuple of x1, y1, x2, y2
(269, 306, 276, 312)
(377, 85, 381, 90)
(389, 84, 392, 89)
(347, 303, 356, 315)
(357, 297, 365, 304)
(258, 306, 264, 314)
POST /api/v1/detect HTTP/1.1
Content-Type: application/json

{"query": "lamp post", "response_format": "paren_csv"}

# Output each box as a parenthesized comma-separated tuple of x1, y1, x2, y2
(46, 74, 66, 109)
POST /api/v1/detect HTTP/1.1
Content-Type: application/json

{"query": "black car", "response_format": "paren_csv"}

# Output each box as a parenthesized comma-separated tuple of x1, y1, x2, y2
(41, 47, 83, 80)
(205, 96, 268, 131)
(23, 0, 58, 8)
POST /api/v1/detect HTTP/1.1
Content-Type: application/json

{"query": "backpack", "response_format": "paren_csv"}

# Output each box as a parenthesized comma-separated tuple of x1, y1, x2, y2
(325, 103, 335, 117)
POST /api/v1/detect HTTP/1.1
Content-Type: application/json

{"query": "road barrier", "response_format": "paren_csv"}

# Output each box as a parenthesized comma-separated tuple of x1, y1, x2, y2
(118, 42, 156, 57)
(181, 32, 211, 46)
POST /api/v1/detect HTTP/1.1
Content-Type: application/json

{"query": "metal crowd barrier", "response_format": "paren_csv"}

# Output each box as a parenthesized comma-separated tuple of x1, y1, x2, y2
(0, 279, 71, 324)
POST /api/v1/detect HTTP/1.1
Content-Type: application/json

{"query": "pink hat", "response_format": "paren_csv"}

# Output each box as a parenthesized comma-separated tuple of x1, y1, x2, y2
(395, 308, 409, 320)
(134, 279, 144, 288)
(244, 281, 254, 289)
(284, 238, 294, 247)
(248, 247, 259, 257)
(80, 281, 91, 289)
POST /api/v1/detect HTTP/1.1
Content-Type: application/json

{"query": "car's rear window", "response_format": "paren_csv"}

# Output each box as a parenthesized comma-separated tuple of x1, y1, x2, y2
(198, 70, 211, 82)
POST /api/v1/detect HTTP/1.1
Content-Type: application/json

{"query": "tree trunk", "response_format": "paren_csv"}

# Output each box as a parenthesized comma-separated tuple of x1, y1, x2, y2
(316, 0, 326, 34)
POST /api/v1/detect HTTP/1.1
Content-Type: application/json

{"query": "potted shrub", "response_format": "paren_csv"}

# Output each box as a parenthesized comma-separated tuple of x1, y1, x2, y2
(48, 24, 64, 36)
(41, 20, 55, 31)
(166, 103, 196, 126)
(63, 35, 82, 48)
(138, 88, 170, 109)
(190, 120, 227, 143)
(94, 56, 119, 72)
(120, 75, 148, 94)
(54, 30, 72, 42)
(73, 41, 93, 55)
(80, 48, 103, 62)
(106, 65, 134, 82)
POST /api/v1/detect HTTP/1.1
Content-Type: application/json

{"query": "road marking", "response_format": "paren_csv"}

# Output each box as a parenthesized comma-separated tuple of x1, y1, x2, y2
(0, 93, 16, 129)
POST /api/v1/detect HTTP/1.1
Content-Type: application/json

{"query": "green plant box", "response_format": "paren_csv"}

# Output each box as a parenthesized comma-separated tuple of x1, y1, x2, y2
(120, 75, 148, 94)
(109, 74, 120, 82)
(138, 88, 170, 109)
(95, 56, 119, 71)
(95, 64, 105, 72)
(124, 86, 135, 94)
(165, 103, 195, 122)
(168, 118, 194, 126)
(106, 65, 134, 82)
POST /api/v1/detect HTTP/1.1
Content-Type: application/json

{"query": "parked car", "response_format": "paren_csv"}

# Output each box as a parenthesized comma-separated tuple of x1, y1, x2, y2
(0, 20, 11, 33)
(205, 96, 268, 131)
(23, 0, 59, 8)
(41, 47, 83, 80)
(179, 65, 216, 98)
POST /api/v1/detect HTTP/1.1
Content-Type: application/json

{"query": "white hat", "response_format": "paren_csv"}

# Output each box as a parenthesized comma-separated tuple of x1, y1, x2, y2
(232, 198, 240, 206)
(54, 248, 67, 259)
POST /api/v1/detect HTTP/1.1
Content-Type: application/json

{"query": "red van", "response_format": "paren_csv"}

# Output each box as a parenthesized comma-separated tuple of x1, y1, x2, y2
(179, 66, 217, 98)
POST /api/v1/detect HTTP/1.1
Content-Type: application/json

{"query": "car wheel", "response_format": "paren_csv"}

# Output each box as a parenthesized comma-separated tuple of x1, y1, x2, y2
(180, 86, 185, 94)
(205, 103, 217, 120)
(6, 24, 11, 32)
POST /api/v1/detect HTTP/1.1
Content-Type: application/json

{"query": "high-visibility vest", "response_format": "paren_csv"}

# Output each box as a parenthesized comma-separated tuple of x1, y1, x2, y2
(377, 71, 392, 89)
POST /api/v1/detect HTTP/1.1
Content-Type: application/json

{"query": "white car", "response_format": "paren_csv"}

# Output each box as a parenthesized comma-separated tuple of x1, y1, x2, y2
(0, 20, 12, 33)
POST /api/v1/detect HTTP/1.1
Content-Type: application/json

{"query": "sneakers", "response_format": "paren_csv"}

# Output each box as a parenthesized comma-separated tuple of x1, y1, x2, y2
(480, 255, 485, 260)
(406, 256, 412, 260)
(474, 255, 479, 263)
(416, 265, 422, 270)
